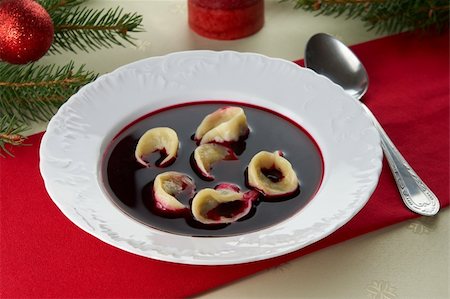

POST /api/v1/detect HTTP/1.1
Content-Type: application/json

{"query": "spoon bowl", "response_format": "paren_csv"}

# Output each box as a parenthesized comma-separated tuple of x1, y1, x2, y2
(304, 33, 440, 216)
(305, 33, 369, 100)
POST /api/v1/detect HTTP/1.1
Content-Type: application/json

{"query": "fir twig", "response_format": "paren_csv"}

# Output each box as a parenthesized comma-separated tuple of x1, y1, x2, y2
(0, 115, 29, 157)
(1, 2, 143, 157)
(282, 0, 449, 34)
(38, 0, 87, 13)
(49, 6, 144, 54)
(0, 62, 97, 124)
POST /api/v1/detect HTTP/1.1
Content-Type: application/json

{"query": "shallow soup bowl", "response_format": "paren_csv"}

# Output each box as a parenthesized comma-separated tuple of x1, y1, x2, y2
(40, 51, 382, 265)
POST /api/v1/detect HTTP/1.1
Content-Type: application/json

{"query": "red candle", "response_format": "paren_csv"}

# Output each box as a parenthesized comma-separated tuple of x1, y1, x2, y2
(188, 0, 264, 40)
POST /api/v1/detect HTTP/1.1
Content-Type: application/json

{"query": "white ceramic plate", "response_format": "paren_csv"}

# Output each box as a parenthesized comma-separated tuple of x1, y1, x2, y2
(40, 51, 382, 265)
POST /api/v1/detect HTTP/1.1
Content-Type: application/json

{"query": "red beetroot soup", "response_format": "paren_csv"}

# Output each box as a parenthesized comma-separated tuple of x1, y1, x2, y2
(102, 101, 323, 237)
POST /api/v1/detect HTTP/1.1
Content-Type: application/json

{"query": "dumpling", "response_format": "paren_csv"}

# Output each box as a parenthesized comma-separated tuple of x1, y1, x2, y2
(135, 127, 179, 167)
(153, 171, 195, 214)
(194, 106, 249, 145)
(247, 151, 299, 197)
(191, 184, 259, 224)
(192, 143, 237, 180)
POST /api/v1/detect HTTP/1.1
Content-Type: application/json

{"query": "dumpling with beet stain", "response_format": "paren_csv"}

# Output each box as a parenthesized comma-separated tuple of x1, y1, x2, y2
(152, 171, 196, 215)
(194, 106, 249, 145)
(135, 127, 179, 167)
(191, 183, 259, 225)
(191, 143, 237, 181)
(247, 150, 299, 198)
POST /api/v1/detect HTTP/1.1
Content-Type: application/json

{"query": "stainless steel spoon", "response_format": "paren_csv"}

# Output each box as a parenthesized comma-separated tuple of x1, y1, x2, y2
(305, 33, 440, 216)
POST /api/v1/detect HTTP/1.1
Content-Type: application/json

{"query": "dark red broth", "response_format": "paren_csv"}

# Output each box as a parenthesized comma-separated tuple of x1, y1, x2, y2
(102, 101, 323, 237)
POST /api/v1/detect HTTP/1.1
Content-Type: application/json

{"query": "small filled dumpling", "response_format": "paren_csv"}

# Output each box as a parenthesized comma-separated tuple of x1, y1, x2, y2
(191, 184, 259, 224)
(135, 127, 179, 167)
(247, 151, 299, 198)
(192, 144, 237, 180)
(153, 171, 195, 214)
(194, 106, 249, 145)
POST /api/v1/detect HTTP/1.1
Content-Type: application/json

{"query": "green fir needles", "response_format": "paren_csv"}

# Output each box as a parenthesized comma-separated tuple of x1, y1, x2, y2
(40, 0, 143, 53)
(0, 115, 28, 157)
(0, 62, 96, 123)
(0, 0, 143, 156)
(50, 6, 144, 53)
(283, 0, 449, 34)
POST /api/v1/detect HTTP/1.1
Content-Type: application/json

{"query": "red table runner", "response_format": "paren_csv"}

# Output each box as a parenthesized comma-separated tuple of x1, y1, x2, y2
(1, 31, 448, 298)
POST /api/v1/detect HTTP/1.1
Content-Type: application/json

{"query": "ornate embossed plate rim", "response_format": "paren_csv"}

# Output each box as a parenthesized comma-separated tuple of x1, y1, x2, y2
(40, 51, 382, 265)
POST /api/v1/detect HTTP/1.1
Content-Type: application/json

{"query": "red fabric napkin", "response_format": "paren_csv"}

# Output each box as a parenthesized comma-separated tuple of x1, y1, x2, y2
(1, 31, 448, 298)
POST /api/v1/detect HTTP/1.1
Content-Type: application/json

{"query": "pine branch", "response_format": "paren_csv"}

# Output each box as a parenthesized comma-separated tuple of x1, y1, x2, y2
(38, 0, 87, 13)
(1, 2, 144, 157)
(0, 62, 97, 124)
(0, 114, 29, 157)
(49, 6, 144, 54)
(282, 0, 449, 34)
(364, 2, 450, 33)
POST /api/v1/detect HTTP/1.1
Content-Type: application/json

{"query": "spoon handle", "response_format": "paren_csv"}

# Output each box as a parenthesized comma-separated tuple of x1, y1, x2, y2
(361, 104, 440, 216)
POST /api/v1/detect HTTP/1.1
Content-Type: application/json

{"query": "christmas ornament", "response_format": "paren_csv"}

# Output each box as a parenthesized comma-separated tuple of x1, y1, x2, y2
(0, 0, 54, 64)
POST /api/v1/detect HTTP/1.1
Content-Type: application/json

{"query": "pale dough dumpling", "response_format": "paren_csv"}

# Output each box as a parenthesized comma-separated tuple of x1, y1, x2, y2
(194, 106, 249, 145)
(135, 127, 179, 167)
(153, 171, 195, 214)
(191, 184, 259, 224)
(192, 143, 237, 180)
(247, 151, 299, 197)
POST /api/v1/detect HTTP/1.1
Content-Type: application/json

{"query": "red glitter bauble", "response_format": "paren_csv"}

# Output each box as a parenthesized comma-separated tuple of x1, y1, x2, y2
(0, 0, 54, 64)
